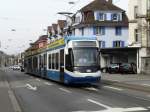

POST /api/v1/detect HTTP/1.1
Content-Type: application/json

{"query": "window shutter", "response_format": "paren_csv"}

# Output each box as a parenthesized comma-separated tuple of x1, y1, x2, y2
(96, 13, 99, 20)
(111, 14, 113, 20)
(93, 27, 96, 35)
(122, 41, 125, 47)
(102, 41, 105, 48)
(113, 41, 115, 47)
(104, 14, 107, 20)
(103, 26, 105, 35)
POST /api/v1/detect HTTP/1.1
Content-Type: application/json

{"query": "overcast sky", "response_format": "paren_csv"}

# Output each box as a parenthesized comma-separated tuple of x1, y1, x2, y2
(0, 0, 129, 55)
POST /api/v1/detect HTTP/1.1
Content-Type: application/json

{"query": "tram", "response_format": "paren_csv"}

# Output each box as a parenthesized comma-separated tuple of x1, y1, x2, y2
(24, 36, 101, 84)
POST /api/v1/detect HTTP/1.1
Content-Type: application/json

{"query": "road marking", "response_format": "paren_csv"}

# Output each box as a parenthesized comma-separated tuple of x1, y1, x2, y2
(84, 87, 99, 91)
(59, 88, 71, 93)
(123, 107, 148, 111)
(4, 79, 22, 112)
(104, 86, 123, 91)
(73, 107, 148, 112)
(36, 78, 41, 82)
(87, 99, 111, 109)
(26, 84, 37, 91)
(142, 84, 150, 87)
(8, 90, 22, 112)
(44, 82, 53, 86)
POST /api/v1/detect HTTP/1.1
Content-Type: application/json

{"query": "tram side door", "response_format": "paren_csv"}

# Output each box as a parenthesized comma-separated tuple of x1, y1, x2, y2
(60, 49, 64, 82)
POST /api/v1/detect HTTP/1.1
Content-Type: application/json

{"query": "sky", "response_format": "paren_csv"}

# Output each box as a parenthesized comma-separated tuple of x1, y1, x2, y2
(0, 0, 129, 55)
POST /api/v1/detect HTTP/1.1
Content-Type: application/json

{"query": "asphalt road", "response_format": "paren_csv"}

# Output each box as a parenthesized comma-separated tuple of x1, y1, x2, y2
(1, 68, 150, 112)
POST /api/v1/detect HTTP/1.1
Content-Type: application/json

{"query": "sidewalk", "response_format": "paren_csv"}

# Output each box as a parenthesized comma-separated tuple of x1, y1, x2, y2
(102, 73, 150, 93)
(0, 69, 15, 112)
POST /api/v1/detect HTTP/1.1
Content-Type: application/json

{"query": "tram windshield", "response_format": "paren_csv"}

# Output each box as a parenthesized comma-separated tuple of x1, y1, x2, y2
(72, 47, 99, 67)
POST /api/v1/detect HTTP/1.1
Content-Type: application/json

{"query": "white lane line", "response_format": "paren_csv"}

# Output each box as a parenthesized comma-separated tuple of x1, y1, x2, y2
(26, 84, 37, 91)
(142, 84, 150, 87)
(59, 88, 72, 93)
(44, 82, 53, 86)
(35, 78, 41, 82)
(87, 99, 111, 109)
(104, 86, 123, 91)
(123, 107, 148, 111)
(148, 106, 150, 109)
(84, 87, 99, 91)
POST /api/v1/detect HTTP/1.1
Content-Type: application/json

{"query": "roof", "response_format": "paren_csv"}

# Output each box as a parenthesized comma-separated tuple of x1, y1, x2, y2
(80, 0, 124, 12)
(38, 35, 48, 41)
(58, 20, 66, 29)
(52, 24, 58, 31)
(47, 26, 52, 33)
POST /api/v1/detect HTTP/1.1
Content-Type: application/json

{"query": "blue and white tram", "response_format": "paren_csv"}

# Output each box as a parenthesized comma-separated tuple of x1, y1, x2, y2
(24, 36, 101, 84)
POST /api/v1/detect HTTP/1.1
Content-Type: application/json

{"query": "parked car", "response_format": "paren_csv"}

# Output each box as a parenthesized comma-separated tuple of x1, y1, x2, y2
(20, 66, 24, 72)
(119, 63, 137, 74)
(13, 65, 21, 70)
(107, 63, 121, 73)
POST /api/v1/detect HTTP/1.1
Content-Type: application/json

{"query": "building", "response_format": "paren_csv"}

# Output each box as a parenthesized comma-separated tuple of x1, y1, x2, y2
(70, 0, 132, 69)
(57, 20, 66, 36)
(128, 0, 150, 74)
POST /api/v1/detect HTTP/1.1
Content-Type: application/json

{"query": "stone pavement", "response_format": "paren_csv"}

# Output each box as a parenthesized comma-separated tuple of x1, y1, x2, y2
(102, 73, 150, 93)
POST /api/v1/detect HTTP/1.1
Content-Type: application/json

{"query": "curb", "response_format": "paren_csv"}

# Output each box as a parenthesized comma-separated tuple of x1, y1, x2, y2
(102, 79, 150, 93)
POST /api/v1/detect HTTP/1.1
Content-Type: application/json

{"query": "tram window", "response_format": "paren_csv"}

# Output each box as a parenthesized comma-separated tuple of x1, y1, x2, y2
(56, 53, 59, 70)
(65, 49, 73, 72)
(39, 55, 42, 67)
(41, 55, 44, 68)
(33, 57, 38, 69)
(52, 54, 55, 69)
(48, 54, 51, 69)
(60, 49, 64, 67)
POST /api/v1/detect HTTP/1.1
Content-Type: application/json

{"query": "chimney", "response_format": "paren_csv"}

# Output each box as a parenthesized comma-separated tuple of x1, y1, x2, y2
(107, 0, 112, 4)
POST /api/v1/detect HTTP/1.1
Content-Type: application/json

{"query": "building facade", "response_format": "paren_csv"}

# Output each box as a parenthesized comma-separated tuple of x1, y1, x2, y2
(70, 0, 132, 69)
(129, 0, 150, 74)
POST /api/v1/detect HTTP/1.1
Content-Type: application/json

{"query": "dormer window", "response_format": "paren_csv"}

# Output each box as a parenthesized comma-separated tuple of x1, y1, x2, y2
(99, 13, 105, 21)
(95, 12, 106, 21)
(111, 13, 120, 21)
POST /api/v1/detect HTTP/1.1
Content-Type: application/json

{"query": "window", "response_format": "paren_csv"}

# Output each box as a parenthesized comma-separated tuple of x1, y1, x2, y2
(135, 29, 139, 42)
(111, 13, 119, 21)
(99, 41, 105, 48)
(80, 28, 84, 36)
(93, 26, 105, 35)
(33, 57, 38, 69)
(115, 27, 122, 35)
(56, 53, 59, 70)
(113, 41, 124, 47)
(52, 54, 55, 69)
(99, 13, 106, 21)
(134, 6, 138, 18)
(75, 16, 80, 23)
(48, 54, 51, 69)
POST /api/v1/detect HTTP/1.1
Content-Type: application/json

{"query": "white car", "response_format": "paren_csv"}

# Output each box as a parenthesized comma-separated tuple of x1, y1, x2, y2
(13, 65, 21, 70)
